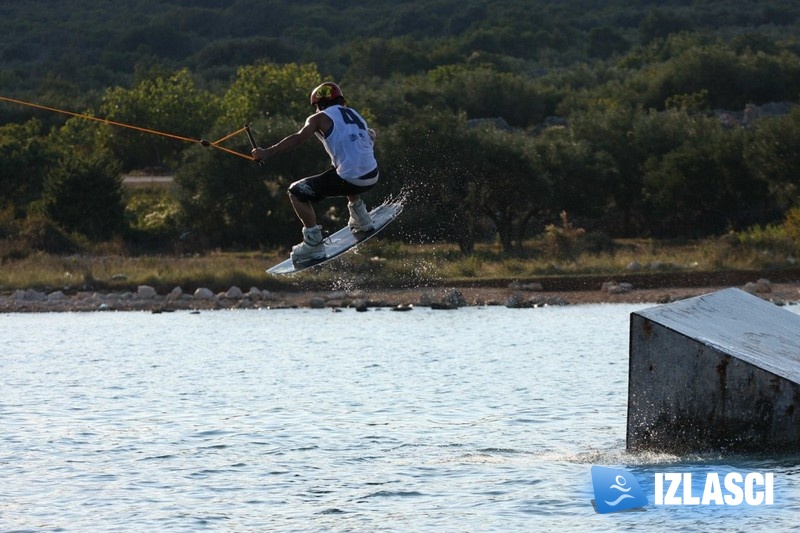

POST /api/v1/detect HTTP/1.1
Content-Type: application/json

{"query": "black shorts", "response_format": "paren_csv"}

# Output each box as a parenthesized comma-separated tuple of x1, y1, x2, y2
(288, 167, 378, 202)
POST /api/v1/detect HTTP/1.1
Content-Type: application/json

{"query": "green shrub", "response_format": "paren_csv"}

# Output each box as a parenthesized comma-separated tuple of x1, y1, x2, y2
(543, 211, 585, 261)
(42, 152, 125, 241)
(19, 214, 81, 254)
(784, 207, 800, 251)
(580, 230, 616, 255)
(125, 188, 181, 236)
(733, 223, 795, 255)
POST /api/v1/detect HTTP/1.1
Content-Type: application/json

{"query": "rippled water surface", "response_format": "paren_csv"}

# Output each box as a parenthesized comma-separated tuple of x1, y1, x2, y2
(2, 304, 799, 531)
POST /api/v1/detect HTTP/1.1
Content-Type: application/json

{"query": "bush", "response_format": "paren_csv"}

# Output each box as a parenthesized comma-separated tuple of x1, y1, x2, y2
(125, 187, 181, 239)
(729, 222, 796, 257)
(0, 202, 19, 239)
(41, 152, 125, 241)
(783, 207, 800, 250)
(19, 214, 81, 254)
(543, 211, 585, 261)
(580, 230, 617, 255)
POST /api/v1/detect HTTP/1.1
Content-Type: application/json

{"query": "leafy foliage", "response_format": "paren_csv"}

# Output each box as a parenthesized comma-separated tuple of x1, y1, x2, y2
(0, 120, 55, 217)
(2, 1, 800, 254)
(219, 63, 321, 127)
(99, 69, 219, 171)
(41, 152, 125, 240)
(745, 107, 800, 209)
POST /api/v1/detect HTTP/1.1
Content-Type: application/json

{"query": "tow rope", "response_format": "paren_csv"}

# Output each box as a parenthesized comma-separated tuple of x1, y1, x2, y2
(0, 94, 255, 161)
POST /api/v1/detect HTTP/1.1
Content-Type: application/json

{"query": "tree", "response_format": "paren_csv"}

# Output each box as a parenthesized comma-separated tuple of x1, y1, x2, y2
(639, 115, 769, 237)
(345, 37, 443, 79)
(0, 120, 55, 218)
(219, 63, 322, 128)
(381, 109, 484, 253)
(587, 27, 629, 59)
(475, 128, 545, 252)
(41, 151, 125, 240)
(425, 65, 545, 128)
(382, 110, 549, 254)
(99, 68, 219, 171)
(532, 127, 610, 228)
(570, 104, 644, 235)
(174, 143, 277, 248)
(639, 9, 692, 45)
(170, 63, 334, 249)
(641, 41, 800, 110)
(745, 107, 800, 210)
(190, 36, 298, 81)
(173, 116, 319, 249)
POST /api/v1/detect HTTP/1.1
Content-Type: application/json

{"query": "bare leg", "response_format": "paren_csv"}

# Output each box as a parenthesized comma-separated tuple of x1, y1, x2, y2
(289, 194, 317, 228)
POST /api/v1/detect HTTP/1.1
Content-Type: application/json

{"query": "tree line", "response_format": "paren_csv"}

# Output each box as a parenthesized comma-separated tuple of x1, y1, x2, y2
(3, 0, 798, 99)
(1, 8, 800, 256)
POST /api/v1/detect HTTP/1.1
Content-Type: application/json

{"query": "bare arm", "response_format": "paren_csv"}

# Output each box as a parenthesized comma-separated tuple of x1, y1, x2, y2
(251, 112, 332, 161)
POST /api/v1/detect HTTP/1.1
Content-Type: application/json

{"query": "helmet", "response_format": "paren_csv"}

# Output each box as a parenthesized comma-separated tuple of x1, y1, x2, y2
(310, 82, 344, 106)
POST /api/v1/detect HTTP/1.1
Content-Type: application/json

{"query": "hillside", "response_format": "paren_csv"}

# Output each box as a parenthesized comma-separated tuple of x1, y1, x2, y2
(2, 0, 800, 259)
(1, 0, 799, 99)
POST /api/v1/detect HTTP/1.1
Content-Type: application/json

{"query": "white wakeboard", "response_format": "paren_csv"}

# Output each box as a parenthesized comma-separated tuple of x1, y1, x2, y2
(267, 201, 403, 275)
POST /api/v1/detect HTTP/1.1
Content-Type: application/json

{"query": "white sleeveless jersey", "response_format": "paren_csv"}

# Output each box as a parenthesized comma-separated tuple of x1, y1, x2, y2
(317, 105, 378, 183)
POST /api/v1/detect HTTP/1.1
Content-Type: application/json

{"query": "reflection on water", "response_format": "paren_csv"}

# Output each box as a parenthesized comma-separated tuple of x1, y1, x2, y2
(2, 304, 798, 531)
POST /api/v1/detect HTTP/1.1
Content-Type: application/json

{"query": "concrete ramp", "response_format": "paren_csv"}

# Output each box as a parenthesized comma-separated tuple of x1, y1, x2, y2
(627, 288, 800, 453)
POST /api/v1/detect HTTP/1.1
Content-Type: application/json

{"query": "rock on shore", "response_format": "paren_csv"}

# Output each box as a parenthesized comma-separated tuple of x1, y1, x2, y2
(1, 279, 798, 313)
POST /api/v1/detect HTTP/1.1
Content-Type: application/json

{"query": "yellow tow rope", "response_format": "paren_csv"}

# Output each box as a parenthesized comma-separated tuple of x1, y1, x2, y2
(0, 94, 254, 161)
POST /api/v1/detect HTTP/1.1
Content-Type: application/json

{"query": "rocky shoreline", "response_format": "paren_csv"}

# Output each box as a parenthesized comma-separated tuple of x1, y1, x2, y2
(2, 277, 798, 313)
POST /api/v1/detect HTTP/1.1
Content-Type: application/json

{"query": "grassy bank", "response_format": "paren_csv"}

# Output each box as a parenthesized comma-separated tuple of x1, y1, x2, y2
(1, 234, 798, 294)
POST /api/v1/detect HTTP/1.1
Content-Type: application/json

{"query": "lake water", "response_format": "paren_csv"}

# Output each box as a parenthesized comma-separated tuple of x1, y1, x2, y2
(2, 304, 799, 532)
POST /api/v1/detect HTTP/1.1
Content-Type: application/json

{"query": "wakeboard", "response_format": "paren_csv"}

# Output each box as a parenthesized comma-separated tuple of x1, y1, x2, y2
(267, 201, 403, 275)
